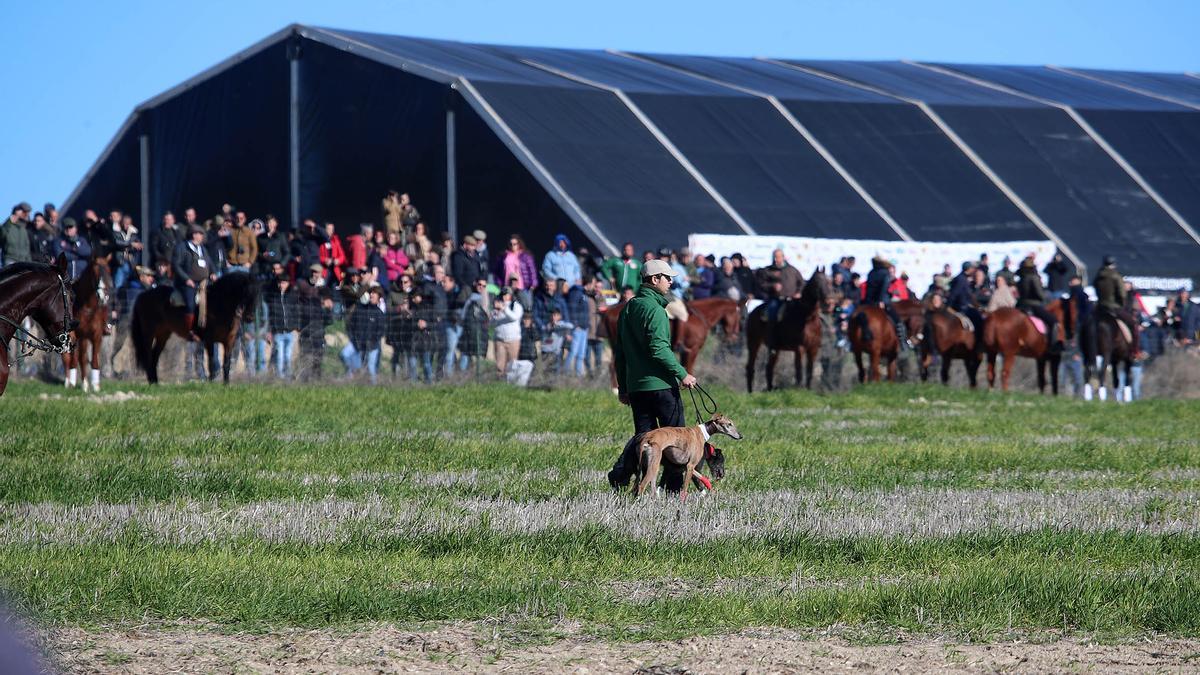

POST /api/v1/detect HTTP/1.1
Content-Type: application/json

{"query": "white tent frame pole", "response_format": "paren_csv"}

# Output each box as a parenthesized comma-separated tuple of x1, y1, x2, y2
(1047, 65, 1200, 111)
(521, 59, 757, 236)
(908, 61, 1200, 250)
(610, 50, 911, 241)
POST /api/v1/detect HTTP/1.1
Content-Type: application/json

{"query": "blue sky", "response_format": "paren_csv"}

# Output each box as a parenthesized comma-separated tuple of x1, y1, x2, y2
(2, 0, 1196, 216)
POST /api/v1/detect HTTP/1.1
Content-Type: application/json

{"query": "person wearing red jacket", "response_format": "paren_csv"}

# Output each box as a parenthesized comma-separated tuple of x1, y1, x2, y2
(345, 223, 373, 273)
(319, 222, 347, 285)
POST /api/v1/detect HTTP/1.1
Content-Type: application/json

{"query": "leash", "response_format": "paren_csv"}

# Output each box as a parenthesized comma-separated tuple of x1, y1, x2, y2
(686, 381, 719, 425)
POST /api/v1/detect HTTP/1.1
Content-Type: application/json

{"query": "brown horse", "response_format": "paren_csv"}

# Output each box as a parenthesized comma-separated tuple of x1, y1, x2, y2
(131, 271, 260, 384)
(0, 257, 76, 396)
(745, 268, 829, 391)
(848, 305, 900, 382)
(981, 298, 1073, 394)
(676, 297, 742, 373)
(62, 256, 113, 392)
(919, 308, 982, 387)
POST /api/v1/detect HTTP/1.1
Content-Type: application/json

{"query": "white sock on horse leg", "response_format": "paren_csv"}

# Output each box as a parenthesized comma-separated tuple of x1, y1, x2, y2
(1099, 387, 1108, 402)
(90, 369, 100, 391)
(67, 368, 77, 387)
(1083, 383, 1093, 401)
(1123, 385, 1132, 402)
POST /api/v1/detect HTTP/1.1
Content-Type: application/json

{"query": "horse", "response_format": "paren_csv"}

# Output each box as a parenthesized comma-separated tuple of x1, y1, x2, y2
(744, 267, 830, 391)
(1080, 309, 1135, 402)
(981, 298, 1073, 394)
(848, 304, 900, 383)
(918, 307, 982, 387)
(131, 272, 260, 384)
(62, 256, 113, 392)
(602, 295, 742, 386)
(0, 257, 76, 397)
(676, 297, 742, 373)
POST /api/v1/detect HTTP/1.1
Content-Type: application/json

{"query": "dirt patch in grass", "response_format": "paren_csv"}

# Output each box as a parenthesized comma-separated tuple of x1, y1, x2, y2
(44, 623, 1200, 674)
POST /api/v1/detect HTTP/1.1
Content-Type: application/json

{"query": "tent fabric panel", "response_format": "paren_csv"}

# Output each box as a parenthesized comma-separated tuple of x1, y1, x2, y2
(1073, 69, 1200, 107)
(637, 53, 896, 102)
(298, 40, 448, 235)
(934, 105, 1200, 277)
(795, 60, 1040, 107)
(940, 64, 1187, 111)
(317, 28, 579, 87)
(483, 45, 743, 96)
(146, 43, 290, 229)
(472, 81, 742, 250)
(62, 123, 141, 226)
(630, 93, 898, 239)
(783, 100, 1039, 242)
(1081, 109, 1200, 239)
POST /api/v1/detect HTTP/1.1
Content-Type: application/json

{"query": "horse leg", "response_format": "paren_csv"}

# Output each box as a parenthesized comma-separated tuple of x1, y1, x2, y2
(869, 349, 881, 383)
(940, 353, 951, 386)
(986, 352, 996, 390)
(966, 355, 979, 389)
(1001, 352, 1014, 392)
(223, 337, 234, 384)
(765, 349, 780, 391)
(745, 334, 759, 393)
(854, 350, 865, 384)
(89, 337, 102, 392)
(806, 347, 818, 389)
(148, 334, 167, 385)
(1035, 358, 1046, 395)
(64, 350, 78, 388)
(205, 342, 217, 382)
(794, 350, 803, 389)
(1050, 355, 1060, 397)
(886, 353, 897, 382)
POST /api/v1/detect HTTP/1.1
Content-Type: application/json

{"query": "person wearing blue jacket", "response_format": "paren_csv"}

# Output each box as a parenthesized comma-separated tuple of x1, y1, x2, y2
(541, 234, 581, 287)
(564, 275, 596, 376)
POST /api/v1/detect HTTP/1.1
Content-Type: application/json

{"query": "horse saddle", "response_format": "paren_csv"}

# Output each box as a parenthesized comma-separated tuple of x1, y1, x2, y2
(946, 308, 973, 332)
(1114, 319, 1132, 344)
(1027, 315, 1047, 336)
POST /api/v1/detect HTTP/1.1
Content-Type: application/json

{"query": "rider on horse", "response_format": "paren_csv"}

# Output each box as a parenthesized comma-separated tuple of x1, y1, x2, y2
(862, 254, 908, 349)
(1092, 254, 1139, 353)
(1015, 255, 1062, 354)
(171, 225, 217, 341)
(948, 260, 983, 332)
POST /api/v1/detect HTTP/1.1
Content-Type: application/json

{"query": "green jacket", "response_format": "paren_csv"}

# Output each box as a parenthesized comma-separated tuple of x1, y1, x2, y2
(1093, 266, 1126, 311)
(0, 218, 31, 264)
(601, 256, 641, 292)
(613, 285, 687, 395)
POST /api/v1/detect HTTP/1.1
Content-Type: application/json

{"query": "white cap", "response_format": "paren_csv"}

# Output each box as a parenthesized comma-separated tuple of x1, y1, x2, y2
(641, 259, 678, 279)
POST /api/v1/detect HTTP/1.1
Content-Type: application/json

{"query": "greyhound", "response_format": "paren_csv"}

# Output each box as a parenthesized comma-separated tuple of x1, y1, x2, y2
(635, 413, 742, 502)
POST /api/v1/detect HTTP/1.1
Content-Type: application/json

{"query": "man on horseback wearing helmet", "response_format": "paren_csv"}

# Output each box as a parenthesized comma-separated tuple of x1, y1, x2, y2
(862, 254, 908, 349)
(1016, 255, 1062, 354)
(948, 260, 983, 333)
(1092, 255, 1139, 353)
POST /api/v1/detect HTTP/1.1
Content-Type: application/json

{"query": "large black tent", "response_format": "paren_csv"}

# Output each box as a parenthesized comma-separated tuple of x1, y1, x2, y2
(63, 25, 1200, 279)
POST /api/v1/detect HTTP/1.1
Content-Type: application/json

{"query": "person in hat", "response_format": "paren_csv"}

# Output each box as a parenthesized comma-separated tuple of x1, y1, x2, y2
(0, 204, 32, 267)
(1092, 254, 1139, 351)
(171, 225, 217, 340)
(608, 258, 699, 490)
(450, 234, 484, 298)
(862, 253, 909, 349)
(948, 260, 982, 332)
(340, 267, 368, 307)
(53, 217, 89, 280)
(472, 229, 489, 264)
(542, 234, 581, 287)
(1016, 255, 1062, 353)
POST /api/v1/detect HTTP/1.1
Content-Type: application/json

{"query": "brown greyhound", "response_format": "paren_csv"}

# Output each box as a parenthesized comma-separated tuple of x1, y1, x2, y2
(635, 413, 742, 501)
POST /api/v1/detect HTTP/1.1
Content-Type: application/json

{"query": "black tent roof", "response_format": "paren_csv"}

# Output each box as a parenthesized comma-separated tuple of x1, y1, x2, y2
(63, 25, 1200, 278)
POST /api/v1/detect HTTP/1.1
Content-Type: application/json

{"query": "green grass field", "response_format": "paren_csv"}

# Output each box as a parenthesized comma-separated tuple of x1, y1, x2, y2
(2, 379, 1199, 648)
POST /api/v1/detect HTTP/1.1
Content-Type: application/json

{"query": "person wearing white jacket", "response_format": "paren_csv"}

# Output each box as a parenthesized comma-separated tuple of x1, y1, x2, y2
(491, 287, 524, 377)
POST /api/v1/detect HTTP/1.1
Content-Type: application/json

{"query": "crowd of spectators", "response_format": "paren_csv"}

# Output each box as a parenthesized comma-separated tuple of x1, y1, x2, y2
(3, 195, 1198, 389)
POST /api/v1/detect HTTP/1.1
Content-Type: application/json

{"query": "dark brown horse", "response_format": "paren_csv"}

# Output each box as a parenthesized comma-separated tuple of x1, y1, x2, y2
(919, 308, 982, 387)
(745, 268, 829, 391)
(848, 305, 900, 383)
(62, 256, 113, 392)
(131, 272, 259, 384)
(981, 298, 1073, 394)
(1080, 309, 1134, 402)
(0, 257, 76, 396)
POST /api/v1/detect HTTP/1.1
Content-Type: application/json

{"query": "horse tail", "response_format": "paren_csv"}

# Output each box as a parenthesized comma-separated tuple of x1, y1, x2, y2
(855, 311, 873, 343)
(131, 297, 151, 373)
(923, 311, 937, 355)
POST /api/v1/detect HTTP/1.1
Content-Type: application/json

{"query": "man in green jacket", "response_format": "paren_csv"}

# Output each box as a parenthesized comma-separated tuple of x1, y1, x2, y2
(0, 204, 32, 266)
(601, 242, 642, 294)
(608, 259, 698, 489)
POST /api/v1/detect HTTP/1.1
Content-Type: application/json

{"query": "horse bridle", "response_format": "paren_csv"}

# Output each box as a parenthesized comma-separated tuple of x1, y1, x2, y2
(0, 272, 74, 365)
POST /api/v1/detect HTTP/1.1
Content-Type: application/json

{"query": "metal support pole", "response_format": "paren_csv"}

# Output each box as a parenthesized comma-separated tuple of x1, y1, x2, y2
(446, 104, 458, 243)
(138, 133, 151, 268)
(288, 41, 301, 231)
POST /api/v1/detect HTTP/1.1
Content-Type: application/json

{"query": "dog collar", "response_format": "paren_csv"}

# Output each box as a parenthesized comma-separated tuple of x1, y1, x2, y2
(698, 424, 711, 442)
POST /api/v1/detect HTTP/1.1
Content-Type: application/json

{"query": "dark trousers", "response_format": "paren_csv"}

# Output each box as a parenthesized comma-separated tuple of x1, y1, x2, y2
(175, 282, 199, 314)
(609, 388, 687, 490)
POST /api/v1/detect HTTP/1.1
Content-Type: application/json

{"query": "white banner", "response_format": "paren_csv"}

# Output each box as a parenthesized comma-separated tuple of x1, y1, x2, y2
(688, 233, 1056, 290)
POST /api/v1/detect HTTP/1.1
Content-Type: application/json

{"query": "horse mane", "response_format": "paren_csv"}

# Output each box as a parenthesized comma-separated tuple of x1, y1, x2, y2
(794, 268, 828, 319)
(208, 272, 261, 323)
(0, 261, 52, 283)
